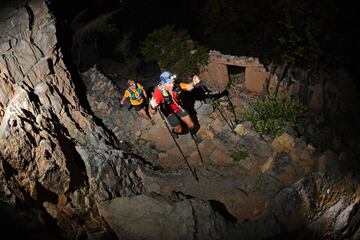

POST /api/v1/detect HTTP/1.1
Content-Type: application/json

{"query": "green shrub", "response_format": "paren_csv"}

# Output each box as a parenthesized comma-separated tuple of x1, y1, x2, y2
(243, 95, 304, 137)
(231, 151, 248, 162)
(73, 11, 119, 44)
(140, 25, 208, 78)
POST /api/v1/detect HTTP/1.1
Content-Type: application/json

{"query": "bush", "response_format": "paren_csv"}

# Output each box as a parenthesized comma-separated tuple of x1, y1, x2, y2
(231, 151, 248, 162)
(243, 95, 304, 137)
(140, 25, 208, 78)
(73, 11, 120, 45)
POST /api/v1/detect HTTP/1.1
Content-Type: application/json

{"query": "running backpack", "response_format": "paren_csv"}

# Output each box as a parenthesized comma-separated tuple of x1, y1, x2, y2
(128, 83, 143, 101)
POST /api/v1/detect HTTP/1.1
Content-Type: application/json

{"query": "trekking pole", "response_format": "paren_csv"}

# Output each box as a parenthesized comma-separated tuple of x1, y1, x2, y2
(156, 107, 199, 182)
(169, 91, 204, 164)
(199, 84, 235, 131)
(190, 133, 204, 164)
(226, 94, 239, 125)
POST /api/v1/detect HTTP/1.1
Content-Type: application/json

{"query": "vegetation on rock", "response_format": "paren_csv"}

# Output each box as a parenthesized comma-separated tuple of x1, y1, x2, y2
(140, 25, 208, 78)
(243, 94, 304, 137)
(231, 151, 248, 162)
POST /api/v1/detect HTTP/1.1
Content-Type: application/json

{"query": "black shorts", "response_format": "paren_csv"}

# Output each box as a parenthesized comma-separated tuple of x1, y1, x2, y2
(167, 109, 189, 127)
(133, 100, 146, 111)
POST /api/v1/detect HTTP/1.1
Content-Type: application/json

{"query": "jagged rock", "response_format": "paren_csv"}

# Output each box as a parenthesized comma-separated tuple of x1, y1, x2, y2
(195, 101, 214, 115)
(99, 194, 228, 240)
(238, 132, 272, 158)
(0, 1, 142, 238)
(272, 133, 296, 153)
(271, 187, 306, 232)
(334, 200, 360, 233)
(317, 150, 340, 175)
(264, 151, 304, 185)
(234, 121, 252, 136)
(1, 1, 359, 239)
(230, 213, 282, 239)
(283, 125, 298, 137)
(75, 146, 142, 201)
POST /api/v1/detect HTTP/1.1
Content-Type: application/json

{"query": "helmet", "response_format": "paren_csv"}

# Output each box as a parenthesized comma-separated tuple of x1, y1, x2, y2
(160, 71, 176, 84)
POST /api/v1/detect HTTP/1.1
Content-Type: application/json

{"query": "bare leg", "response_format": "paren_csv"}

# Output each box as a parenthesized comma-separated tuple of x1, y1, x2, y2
(149, 108, 156, 115)
(180, 114, 195, 130)
(181, 114, 201, 143)
(138, 108, 151, 120)
(173, 124, 182, 133)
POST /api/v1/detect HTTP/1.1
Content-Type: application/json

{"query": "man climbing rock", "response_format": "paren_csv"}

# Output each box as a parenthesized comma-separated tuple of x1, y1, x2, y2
(119, 79, 154, 123)
(150, 71, 201, 142)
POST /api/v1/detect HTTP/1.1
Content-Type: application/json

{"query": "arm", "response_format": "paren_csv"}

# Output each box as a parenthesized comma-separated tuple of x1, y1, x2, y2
(138, 83, 148, 99)
(149, 88, 162, 112)
(149, 104, 157, 114)
(142, 88, 148, 99)
(119, 91, 129, 105)
(179, 75, 201, 91)
(149, 97, 158, 114)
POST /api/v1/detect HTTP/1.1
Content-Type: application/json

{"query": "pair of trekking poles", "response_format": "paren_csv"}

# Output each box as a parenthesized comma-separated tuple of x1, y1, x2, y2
(156, 106, 200, 182)
(200, 84, 236, 132)
(156, 83, 236, 182)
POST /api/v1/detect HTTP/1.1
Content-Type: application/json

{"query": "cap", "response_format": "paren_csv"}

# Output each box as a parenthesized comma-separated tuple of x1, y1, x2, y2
(160, 71, 176, 84)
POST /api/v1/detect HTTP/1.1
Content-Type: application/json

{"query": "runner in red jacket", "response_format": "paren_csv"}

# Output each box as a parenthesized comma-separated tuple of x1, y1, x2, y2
(150, 71, 201, 138)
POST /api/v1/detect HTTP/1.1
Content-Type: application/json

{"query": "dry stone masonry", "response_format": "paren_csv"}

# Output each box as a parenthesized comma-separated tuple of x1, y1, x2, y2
(199, 50, 268, 92)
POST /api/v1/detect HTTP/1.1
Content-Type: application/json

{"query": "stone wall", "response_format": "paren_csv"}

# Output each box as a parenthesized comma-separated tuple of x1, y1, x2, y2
(199, 50, 268, 92)
(199, 51, 357, 114)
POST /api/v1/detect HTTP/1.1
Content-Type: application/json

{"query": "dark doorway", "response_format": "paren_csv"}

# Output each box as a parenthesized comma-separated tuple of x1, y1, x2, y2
(227, 65, 245, 87)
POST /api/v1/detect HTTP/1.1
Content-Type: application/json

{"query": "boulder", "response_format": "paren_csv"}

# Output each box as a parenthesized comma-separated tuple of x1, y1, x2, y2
(99, 194, 229, 240)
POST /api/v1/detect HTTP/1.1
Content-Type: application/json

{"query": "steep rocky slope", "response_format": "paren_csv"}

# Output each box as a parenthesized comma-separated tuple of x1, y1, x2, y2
(0, 1, 143, 238)
(82, 67, 360, 240)
(1, 1, 359, 239)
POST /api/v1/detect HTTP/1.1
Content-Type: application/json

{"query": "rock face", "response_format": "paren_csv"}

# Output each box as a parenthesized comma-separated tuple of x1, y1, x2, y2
(99, 194, 229, 240)
(0, 1, 142, 238)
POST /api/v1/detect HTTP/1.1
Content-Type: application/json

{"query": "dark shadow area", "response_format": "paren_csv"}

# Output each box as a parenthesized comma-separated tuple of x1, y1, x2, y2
(173, 191, 194, 199)
(46, 1, 120, 148)
(49, 111, 89, 192)
(130, 152, 161, 171)
(265, 226, 325, 240)
(35, 181, 59, 204)
(180, 85, 230, 116)
(227, 65, 245, 76)
(179, 85, 235, 132)
(27, 91, 42, 111)
(209, 200, 237, 223)
(47, 58, 55, 75)
(170, 191, 194, 201)
(24, 5, 34, 31)
(0, 200, 63, 240)
(1, 160, 18, 179)
(0, 160, 62, 238)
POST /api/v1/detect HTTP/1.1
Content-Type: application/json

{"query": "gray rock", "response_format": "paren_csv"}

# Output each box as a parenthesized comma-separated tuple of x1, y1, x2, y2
(197, 102, 214, 115)
(283, 124, 298, 137)
(238, 134, 272, 158)
(99, 194, 229, 240)
(271, 187, 305, 232)
(334, 201, 359, 233)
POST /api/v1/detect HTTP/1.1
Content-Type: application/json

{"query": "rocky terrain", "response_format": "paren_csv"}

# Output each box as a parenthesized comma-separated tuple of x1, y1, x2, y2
(0, 1, 359, 239)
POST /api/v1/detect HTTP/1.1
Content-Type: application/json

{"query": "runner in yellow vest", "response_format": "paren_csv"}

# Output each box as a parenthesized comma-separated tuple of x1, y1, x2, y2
(119, 79, 152, 122)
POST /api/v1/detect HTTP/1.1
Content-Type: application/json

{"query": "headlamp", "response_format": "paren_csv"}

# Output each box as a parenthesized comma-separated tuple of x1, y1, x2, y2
(170, 74, 177, 80)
